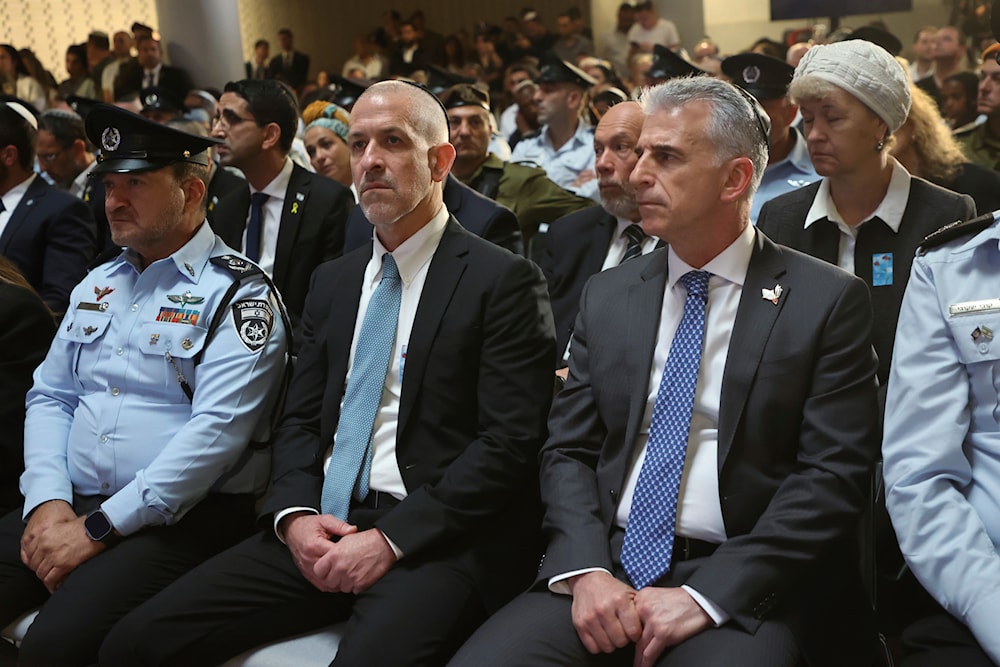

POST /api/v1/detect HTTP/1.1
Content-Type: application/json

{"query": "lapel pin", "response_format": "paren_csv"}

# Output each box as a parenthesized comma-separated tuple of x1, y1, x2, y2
(291, 202, 299, 214)
(83, 326, 98, 335)
(296, 192, 305, 201)
(184, 262, 195, 277)
(149, 333, 160, 345)
(761, 284, 783, 305)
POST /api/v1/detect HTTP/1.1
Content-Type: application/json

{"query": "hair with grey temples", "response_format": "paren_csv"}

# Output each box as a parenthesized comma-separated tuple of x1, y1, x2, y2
(638, 77, 768, 197)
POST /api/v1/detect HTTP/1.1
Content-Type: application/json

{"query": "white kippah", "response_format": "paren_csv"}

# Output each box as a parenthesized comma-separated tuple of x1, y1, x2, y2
(5, 101, 37, 130)
(793, 39, 910, 133)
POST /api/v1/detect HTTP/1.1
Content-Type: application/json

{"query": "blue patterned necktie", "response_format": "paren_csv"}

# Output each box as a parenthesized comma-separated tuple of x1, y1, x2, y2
(245, 192, 269, 262)
(320, 253, 402, 520)
(620, 224, 647, 265)
(621, 270, 711, 589)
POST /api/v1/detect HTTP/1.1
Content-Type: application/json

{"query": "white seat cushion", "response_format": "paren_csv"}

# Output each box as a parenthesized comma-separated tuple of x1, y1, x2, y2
(221, 624, 344, 667)
(1, 610, 38, 646)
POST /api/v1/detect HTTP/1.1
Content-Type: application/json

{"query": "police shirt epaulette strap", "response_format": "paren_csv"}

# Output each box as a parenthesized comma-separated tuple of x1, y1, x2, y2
(919, 212, 998, 254)
(522, 128, 542, 141)
(87, 245, 123, 270)
(210, 254, 264, 279)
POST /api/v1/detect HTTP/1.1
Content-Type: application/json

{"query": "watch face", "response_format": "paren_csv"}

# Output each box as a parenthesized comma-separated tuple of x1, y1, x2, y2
(85, 510, 113, 541)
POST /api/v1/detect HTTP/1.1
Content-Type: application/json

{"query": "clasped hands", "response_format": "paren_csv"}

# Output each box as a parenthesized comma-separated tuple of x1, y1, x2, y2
(567, 570, 713, 667)
(20, 500, 105, 593)
(281, 512, 396, 594)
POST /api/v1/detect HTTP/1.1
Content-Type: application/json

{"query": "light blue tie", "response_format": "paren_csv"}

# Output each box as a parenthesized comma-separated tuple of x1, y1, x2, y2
(621, 270, 711, 589)
(320, 253, 402, 520)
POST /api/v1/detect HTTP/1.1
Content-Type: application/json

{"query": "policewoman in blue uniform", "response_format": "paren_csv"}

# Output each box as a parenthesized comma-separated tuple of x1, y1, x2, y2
(0, 104, 289, 666)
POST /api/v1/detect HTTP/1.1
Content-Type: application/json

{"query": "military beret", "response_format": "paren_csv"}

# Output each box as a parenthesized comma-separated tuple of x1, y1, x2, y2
(441, 83, 490, 111)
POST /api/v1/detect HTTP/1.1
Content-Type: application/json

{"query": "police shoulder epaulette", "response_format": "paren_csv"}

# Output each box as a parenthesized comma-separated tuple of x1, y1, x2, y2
(521, 128, 542, 141)
(919, 211, 998, 254)
(87, 245, 123, 270)
(210, 254, 264, 279)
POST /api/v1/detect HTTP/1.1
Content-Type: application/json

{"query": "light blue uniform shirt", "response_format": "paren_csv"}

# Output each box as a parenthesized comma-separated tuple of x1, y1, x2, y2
(510, 121, 599, 203)
(21, 222, 288, 536)
(750, 128, 819, 225)
(883, 212, 1000, 664)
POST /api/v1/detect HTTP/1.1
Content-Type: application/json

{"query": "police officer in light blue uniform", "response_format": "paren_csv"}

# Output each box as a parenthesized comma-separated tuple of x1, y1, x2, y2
(722, 52, 819, 225)
(883, 211, 1000, 667)
(0, 103, 289, 666)
(510, 59, 600, 203)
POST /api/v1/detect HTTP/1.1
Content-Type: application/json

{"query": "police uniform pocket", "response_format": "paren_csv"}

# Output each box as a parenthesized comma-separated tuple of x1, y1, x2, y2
(138, 322, 208, 401)
(947, 313, 1000, 365)
(58, 310, 112, 343)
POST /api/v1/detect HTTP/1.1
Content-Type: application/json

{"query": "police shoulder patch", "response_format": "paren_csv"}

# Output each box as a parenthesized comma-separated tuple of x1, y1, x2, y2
(919, 212, 998, 254)
(211, 255, 263, 279)
(232, 298, 274, 352)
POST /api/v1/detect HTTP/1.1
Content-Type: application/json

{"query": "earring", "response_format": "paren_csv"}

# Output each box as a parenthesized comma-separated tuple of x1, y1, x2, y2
(876, 140, 885, 151)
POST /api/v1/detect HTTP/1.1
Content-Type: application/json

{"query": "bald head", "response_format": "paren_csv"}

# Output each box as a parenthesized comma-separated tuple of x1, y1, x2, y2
(594, 101, 643, 220)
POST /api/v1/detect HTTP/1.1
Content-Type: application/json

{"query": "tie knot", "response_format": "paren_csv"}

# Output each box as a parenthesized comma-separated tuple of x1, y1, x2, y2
(251, 192, 270, 207)
(678, 270, 711, 300)
(380, 253, 400, 282)
(623, 224, 646, 245)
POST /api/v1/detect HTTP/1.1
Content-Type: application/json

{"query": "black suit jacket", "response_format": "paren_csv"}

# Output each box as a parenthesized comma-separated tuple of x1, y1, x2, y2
(205, 166, 246, 226)
(539, 206, 616, 354)
(119, 63, 194, 99)
(81, 174, 114, 253)
(757, 177, 975, 389)
(344, 174, 523, 256)
(261, 219, 557, 609)
(1, 176, 97, 315)
(267, 51, 310, 89)
(0, 282, 55, 514)
(538, 233, 880, 664)
(211, 163, 351, 329)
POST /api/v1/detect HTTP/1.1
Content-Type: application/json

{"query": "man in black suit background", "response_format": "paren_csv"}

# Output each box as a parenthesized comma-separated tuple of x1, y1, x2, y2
(0, 100, 96, 315)
(209, 79, 352, 331)
(540, 100, 655, 360)
(101, 79, 556, 666)
(451, 75, 879, 667)
(268, 29, 310, 92)
(118, 35, 194, 103)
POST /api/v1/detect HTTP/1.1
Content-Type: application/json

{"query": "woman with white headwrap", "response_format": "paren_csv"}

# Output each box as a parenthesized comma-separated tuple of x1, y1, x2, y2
(757, 38, 975, 393)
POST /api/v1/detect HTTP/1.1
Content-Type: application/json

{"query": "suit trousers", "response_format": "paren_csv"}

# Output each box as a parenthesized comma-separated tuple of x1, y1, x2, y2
(0, 493, 257, 667)
(100, 505, 488, 667)
(448, 556, 802, 667)
(900, 613, 994, 667)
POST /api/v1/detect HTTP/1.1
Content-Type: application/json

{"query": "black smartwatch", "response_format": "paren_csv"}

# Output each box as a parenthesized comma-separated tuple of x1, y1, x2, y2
(84, 509, 120, 545)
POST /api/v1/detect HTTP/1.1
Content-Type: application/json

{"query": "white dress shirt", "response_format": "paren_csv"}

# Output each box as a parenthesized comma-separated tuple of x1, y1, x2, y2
(803, 158, 910, 273)
(243, 158, 293, 275)
(0, 174, 36, 239)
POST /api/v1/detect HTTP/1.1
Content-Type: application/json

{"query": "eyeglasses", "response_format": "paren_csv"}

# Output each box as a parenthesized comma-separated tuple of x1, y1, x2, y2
(212, 109, 258, 131)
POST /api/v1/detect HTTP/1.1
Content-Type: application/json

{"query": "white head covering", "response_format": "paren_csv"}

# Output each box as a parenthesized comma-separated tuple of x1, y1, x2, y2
(792, 39, 910, 133)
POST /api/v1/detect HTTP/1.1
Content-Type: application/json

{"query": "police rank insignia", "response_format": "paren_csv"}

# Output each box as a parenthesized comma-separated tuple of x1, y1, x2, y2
(972, 325, 994, 342)
(232, 299, 274, 352)
(101, 126, 121, 152)
(218, 255, 254, 273)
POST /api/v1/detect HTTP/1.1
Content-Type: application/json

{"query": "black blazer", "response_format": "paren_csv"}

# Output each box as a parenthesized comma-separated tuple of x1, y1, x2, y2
(262, 219, 557, 610)
(118, 63, 195, 99)
(344, 174, 523, 256)
(539, 233, 881, 664)
(539, 206, 616, 354)
(204, 166, 246, 226)
(81, 175, 114, 253)
(0, 176, 97, 315)
(211, 163, 352, 329)
(757, 177, 975, 388)
(267, 51, 310, 89)
(0, 282, 55, 514)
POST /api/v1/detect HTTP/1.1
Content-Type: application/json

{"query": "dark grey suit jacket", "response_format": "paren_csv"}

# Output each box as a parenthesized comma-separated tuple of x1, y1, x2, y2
(538, 232, 880, 664)
(757, 177, 975, 388)
(211, 163, 352, 330)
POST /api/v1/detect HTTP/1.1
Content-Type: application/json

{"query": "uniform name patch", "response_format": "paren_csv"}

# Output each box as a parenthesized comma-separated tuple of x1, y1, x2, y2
(156, 307, 200, 325)
(232, 299, 274, 352)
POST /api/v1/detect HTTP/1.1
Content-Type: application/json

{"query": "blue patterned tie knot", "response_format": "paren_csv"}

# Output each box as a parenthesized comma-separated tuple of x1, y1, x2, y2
(620, 269, 711, 589)
(320, 253, 402, 520)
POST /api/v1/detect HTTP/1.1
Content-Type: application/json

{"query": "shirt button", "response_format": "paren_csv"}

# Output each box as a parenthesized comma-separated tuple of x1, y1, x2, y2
(101, 483, 110, 490)
(130, 304, 139, 312)
(100, 434, 109, 443)
(111, 387, 120, 396)
(979, 342, 990, 354)
(116, 347, 124, 356)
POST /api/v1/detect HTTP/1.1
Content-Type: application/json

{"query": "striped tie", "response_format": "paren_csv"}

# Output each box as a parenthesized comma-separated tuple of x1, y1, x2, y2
(620, 224, 647, 264)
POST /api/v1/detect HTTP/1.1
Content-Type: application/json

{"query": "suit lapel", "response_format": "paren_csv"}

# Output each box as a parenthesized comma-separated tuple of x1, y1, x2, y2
(621, 250, 669, 455)
(717, 232, 788, 467)
(273, 165, 310, 287)
(397, 219, 469, 436)
(583, 212, 616, 274)
(0, 177, 46, 252)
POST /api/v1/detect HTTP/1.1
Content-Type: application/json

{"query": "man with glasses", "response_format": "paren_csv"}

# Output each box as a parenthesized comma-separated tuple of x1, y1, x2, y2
(209, 78, 352, 336)
(0, 100, 96, 315)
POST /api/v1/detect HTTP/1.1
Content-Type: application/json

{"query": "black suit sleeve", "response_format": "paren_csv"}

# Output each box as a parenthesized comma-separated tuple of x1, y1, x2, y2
(40, 196, 98, 315)
(479, 206, 524, 257)
(318, 185, 350, 263)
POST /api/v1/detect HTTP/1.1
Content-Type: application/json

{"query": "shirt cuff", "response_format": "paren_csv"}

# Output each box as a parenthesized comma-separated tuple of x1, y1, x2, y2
(548, 567, 612, 595)
(273, 506, 317, 543)
(682, 585, 730, 626)
(378, 529, 404, 560)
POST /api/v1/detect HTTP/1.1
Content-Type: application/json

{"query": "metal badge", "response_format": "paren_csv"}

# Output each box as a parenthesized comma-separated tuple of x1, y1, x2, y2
(83, 326, 98, 335)
(950, 298, 1000, 316)
(972, 326, 994, 342)
(167, 291, 205, 307)
(94, 285, 115, 301)
(181, 338, 194, 350)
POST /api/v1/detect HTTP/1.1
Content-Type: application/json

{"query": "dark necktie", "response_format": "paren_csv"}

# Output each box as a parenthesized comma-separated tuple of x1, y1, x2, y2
(620, 224, 647, 264)
(0, 199, 5, 213)
(321, 254, 403, 519)
(245, 192, 269, 262)
(621, 270, 712, 589)
(143, 70, 154, 88)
